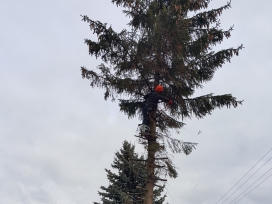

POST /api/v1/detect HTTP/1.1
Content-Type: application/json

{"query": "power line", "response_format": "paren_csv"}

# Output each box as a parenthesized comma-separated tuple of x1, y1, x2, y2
(214, 147, 272, 204)
(233, 172, 272, 204)
(221, 156, 272, 204)
(229, 167, 272, 204)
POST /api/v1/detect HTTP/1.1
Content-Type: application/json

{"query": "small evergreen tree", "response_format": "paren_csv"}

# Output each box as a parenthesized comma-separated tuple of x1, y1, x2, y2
(94, 141, 166, 204)
(81, 0, 243, 203)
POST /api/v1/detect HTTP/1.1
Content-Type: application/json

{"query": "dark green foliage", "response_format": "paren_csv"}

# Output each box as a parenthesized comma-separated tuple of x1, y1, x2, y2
(94, 141, 166, 204)
(81, 0, 242, 133)
(82, 1, 242, 202)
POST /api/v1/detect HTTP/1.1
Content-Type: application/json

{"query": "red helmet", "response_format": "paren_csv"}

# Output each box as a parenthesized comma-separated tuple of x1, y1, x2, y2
(155, 85, 164, 92)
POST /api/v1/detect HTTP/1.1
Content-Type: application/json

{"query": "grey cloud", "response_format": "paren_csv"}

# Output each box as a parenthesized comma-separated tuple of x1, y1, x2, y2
(1, 0, 272, 203)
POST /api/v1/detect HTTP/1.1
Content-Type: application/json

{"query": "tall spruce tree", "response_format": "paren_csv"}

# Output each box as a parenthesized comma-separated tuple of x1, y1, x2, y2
(81, 0, 242, 203)
(94, 140, 166, 204)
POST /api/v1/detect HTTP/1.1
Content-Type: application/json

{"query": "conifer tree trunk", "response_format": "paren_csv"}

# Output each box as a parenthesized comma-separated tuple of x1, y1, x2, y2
(145, 145, 155, 204)
(145, 119, 156, 204)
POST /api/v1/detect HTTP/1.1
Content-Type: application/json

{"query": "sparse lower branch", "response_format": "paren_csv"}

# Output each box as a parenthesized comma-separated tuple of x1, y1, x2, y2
(155, 157, 168, 160)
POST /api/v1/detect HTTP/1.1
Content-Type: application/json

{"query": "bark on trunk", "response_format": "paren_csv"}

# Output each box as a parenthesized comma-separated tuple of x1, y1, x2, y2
(144, 74, 160, 204)
(144, 116, 157, 204)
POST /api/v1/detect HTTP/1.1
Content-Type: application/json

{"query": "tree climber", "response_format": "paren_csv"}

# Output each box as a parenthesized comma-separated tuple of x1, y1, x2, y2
(141, 85, 173, 133)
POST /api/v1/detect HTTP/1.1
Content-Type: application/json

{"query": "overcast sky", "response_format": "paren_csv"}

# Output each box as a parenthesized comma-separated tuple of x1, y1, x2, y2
(1, 0, 272, 204)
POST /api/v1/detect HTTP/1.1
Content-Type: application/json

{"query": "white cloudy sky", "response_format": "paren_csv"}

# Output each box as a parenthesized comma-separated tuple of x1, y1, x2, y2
(1, 0, 272, 204)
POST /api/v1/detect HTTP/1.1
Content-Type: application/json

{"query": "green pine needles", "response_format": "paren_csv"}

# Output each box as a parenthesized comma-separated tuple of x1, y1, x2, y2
(81, 0, 242, 203)
(94, 141, 166, 204)
(81, 0, 242, 128)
